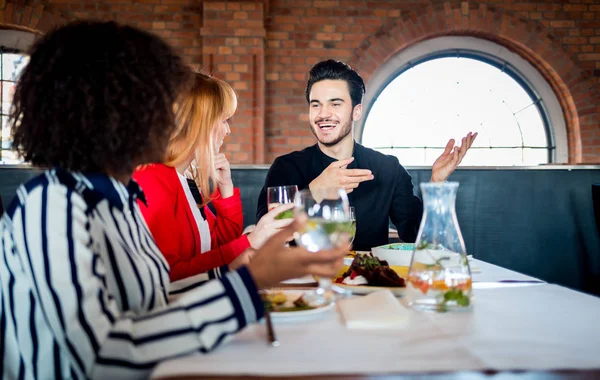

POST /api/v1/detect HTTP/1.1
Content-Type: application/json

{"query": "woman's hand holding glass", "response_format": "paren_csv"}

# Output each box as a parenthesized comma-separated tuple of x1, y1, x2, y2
(247, 215, 348, 289)
(247, 203, 295, 249)
(267, 185, 298, 220)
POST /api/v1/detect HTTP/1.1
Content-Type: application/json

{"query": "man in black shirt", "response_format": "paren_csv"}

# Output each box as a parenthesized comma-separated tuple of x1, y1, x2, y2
(257, 60, 476, 251)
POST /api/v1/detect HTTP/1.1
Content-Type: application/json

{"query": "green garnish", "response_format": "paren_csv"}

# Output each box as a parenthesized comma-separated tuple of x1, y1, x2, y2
(417, 239, 429, 250)
(263, 300, 274, 312)
(443, 288, 470, 307)
(274, 210, 294, 220)
(321, 220, 353, 235)
(425, 256, 450, 269)
(353, 253, 383, 271)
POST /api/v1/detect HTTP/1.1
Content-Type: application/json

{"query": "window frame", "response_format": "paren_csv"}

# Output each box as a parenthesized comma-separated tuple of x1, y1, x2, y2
(1, 46, 25, 163)
(0, 27, 37, 166)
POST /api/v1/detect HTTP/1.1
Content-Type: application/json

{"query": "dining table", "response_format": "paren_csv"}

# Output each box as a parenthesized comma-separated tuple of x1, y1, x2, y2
(151, 259, 600, 379)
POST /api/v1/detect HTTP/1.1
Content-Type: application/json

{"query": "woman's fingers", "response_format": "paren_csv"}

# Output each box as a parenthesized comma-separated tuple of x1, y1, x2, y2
(265, 202, 294, 220)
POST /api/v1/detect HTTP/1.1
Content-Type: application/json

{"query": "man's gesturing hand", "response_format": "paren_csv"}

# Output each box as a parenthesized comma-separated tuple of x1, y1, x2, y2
(309, 157, 373, 194)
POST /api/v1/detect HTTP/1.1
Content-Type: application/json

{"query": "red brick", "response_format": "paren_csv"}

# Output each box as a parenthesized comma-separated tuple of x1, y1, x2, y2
(315, 32, 343, 41)
(579, 53, 600, 60)
(218, 46, 232, 55)
(2, 0, 597, 164)
(564, 36, 588, 44)
(564, 4, 588, 12)
(314, 0, 338, 8)
(550, 20, 576, 28)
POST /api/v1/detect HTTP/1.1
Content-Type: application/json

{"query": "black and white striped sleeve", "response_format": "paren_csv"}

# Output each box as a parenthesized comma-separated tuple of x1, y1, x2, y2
(168, 265, 230, 301)
(94, 267, 262, 379)
(12, 184, 264, 379)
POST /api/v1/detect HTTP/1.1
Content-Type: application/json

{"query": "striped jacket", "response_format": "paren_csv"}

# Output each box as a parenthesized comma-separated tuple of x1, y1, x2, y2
(0, 169, 263, 379)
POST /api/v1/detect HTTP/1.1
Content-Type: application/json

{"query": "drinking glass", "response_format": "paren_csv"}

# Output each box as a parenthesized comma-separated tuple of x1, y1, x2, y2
(593, 183, 600, 236)
(293, 188, 351, 305)
(348, 206, 356, 245)
(267, 185, 298, 219)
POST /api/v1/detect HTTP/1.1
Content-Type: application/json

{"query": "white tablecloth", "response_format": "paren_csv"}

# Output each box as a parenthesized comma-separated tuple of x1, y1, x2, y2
(151, 260, 600, 378)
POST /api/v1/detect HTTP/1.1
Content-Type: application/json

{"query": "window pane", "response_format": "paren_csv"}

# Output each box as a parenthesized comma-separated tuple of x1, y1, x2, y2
(2, 53, 29, 81)
(362, 56, 551, 166)
(1, 114, 19, 164)
(378, 148, 427, 165)
(0, 52, 27, 165)
(522, 148, 548, 166)
(1, 149, 21, 164)
(515, 104, 547, 147)
(2, 81, 15, 115)
(2, 115, 9, 148)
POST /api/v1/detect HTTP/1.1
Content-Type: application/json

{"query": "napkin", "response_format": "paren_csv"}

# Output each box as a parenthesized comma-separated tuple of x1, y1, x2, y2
(337, 290, 409, 330)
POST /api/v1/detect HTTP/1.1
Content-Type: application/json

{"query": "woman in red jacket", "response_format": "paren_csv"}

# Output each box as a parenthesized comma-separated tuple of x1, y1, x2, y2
(134, 72, 292, 283)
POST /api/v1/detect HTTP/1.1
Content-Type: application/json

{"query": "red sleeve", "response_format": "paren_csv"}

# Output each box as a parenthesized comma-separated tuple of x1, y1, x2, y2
(201, 187, 250, 265)
(134, 167, 239, 282)
(206, 188, 246, 247)
(200, 236, 250, 268)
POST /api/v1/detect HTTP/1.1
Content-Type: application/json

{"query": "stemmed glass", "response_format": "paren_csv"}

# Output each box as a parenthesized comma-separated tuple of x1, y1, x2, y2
(267, 185, 298, 219)
(348, 206, 356, 246)
(293, 188, 351, 305)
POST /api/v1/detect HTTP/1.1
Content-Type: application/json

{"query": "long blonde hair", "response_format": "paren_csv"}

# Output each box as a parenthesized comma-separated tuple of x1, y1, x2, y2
(165, 72, 237, 203)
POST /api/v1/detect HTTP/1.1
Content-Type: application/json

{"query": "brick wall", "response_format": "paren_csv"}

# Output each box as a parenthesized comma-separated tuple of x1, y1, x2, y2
(1, 0, 599, 164)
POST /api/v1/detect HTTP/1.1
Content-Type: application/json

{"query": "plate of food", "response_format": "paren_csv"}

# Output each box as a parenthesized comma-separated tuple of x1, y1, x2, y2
(344, 250, 371, 260)
(334, 253, 407, 297)
(261, 289, 334, 320)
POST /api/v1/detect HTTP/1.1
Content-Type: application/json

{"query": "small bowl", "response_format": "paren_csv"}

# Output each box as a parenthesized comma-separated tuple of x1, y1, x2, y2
(371, 242, 415, 266)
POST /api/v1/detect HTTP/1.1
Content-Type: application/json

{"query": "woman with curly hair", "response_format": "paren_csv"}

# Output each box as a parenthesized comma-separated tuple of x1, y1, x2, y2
(0, 20, 346, 379)
(134, 72, 292, 284)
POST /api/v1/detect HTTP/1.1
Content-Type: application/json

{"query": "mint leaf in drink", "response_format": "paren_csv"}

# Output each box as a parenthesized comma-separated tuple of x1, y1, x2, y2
(443, 289, 470, 307)
(275, 209, 294, 220)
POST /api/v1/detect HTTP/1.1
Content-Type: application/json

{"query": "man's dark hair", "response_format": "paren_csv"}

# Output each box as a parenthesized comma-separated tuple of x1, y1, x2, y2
(305, 59, 365, 108)
(10, 20, 190, 175)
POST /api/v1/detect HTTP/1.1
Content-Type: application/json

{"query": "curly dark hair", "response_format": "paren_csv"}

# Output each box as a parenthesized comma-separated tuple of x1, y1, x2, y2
(305, 59, 365, 108)
(10, 20, 190, 175)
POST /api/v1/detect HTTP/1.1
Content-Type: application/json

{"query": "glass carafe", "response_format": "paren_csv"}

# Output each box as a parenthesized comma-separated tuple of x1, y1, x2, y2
(407, 182, 472, 312)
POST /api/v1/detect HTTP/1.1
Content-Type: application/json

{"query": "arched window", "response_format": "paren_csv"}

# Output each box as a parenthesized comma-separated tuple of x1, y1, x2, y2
(1, 48, 29, 164)
(358, 37, 567, 166)
(0, 27, 36, 165)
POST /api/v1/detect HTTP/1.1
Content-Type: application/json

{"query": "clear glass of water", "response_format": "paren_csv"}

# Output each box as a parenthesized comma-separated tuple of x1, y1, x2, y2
(267, 185, 298, 219)
(293, 188, 351, 305)
(348, 206, 356, 246)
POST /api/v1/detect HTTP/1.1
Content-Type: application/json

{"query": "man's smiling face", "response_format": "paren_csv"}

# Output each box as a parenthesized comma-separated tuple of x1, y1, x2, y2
(308, 79, 361, 147)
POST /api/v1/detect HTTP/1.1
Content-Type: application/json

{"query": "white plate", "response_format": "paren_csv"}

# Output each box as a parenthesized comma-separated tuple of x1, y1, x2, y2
(279, 275, 317, 285)
(271, 302, 334, 320)
(333, 283, 406, 297)
(263, 290, 334, 320)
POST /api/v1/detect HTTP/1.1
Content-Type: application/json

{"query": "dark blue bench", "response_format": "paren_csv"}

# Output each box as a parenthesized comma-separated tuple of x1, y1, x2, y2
(2, 165, 599, 297)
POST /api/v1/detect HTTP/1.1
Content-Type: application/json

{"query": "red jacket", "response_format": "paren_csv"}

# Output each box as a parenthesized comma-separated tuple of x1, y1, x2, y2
(133, 164, 250, 281)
